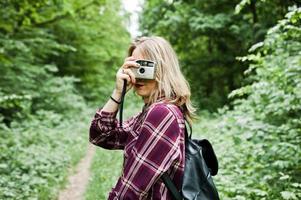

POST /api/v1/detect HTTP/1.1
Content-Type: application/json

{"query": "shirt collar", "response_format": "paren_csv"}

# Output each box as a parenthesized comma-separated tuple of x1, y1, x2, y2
(142, 95, 167, 113)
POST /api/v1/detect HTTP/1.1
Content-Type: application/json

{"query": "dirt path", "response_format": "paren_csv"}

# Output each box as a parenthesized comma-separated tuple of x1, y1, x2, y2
(58, 144, 96, 200)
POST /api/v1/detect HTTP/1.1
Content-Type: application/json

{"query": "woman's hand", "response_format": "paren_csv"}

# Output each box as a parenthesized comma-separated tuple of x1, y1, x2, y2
(115, 56, 139, 94)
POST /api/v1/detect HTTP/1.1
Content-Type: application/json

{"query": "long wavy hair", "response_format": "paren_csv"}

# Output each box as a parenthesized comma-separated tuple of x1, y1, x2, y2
(128, 36, 196, 124)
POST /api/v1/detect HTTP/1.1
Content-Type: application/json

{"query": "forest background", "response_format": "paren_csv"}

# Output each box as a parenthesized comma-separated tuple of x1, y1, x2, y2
(0, 0, 300, 199)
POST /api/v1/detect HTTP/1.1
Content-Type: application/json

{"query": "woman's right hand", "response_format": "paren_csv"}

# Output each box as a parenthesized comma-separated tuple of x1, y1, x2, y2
(115, 56, 140, 94)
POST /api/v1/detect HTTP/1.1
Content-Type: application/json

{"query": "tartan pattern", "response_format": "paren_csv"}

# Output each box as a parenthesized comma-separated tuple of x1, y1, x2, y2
(89, 102, 185, 199)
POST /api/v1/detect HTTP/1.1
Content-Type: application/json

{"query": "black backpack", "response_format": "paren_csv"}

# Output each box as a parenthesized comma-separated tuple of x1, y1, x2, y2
(162, 125, 220, 200)
(118, 84, 219, 199)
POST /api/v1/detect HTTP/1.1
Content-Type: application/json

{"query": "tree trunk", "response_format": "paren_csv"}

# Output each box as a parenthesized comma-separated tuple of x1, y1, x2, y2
(250, 0, 258, 24)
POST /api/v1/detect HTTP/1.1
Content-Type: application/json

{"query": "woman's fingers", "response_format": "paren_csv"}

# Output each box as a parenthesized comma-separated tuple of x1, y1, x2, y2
(117, 68, 135, 83)
(120, 74, 133, 91)
(115, 56, 139, 93)
(119, 73, 131, 83)
(122, 60, 140, 69)
(122, 68, 136, 83)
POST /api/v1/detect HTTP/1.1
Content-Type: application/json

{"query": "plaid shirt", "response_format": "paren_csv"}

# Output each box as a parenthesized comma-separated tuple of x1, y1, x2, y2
(89, 101, 185, 200)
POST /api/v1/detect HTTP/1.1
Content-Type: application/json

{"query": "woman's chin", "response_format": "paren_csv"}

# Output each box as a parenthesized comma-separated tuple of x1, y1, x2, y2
(136, 91, 145, 97)
(135, 90, 148, 98)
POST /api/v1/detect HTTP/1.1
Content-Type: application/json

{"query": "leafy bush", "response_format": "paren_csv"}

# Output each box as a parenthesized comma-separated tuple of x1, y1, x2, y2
(0, 23, 89, 199)
(0, 27, 83, 123)
(0, 108, 90, 199)
(199, 7, 301, 200)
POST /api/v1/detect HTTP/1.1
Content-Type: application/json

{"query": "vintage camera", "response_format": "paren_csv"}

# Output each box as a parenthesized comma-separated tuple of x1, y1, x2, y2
(131, 59, 156, 80)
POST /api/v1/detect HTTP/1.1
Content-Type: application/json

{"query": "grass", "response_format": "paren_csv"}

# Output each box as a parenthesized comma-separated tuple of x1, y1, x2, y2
(53, 110, 92, 197)
(49, 109, 92, 199)
(84, 149, 123, 200)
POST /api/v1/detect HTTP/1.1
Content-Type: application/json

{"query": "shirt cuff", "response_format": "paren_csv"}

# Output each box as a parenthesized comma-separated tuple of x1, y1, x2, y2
(95, 108, 118, 122)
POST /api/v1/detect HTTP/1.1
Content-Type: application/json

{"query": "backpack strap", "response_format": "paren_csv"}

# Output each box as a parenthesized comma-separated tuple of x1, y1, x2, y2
(184, 120, 192, 141)
(161, 173, 183, 200)
(119, 79, 127, 127)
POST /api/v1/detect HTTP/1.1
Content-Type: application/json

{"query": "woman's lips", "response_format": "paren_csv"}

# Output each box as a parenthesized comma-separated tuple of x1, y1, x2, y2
(135, 83, 144, 88)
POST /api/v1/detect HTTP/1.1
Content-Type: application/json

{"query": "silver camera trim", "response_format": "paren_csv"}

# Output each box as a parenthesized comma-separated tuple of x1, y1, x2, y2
(131, 59, 156, 80)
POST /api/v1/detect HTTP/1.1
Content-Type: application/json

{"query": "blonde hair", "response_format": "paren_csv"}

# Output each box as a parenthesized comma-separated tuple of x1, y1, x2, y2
(128, 36, 196, 123)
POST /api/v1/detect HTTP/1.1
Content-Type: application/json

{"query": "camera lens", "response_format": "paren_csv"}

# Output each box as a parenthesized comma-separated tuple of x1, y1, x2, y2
(139, 68, 145, 74)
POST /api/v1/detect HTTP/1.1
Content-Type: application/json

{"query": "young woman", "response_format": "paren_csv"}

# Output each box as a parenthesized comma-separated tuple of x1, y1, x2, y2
(89, 36, 195, 199)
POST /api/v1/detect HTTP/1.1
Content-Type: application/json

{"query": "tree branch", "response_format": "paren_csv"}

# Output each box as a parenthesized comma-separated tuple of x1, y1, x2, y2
(34, 0, 98, 27)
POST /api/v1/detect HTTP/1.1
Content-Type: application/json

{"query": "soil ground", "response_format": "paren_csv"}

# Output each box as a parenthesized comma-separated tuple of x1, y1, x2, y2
(58, 144, 96, 200)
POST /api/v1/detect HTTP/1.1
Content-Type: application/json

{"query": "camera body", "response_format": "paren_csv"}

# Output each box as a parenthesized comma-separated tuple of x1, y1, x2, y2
(131, 59, 156, 80)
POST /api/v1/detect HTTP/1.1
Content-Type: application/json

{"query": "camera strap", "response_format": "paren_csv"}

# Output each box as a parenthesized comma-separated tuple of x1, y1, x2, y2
(119, 79, 127, 127)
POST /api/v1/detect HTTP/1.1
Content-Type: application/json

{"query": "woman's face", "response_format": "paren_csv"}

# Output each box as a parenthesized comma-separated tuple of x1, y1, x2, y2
(132, 49, 157, 102)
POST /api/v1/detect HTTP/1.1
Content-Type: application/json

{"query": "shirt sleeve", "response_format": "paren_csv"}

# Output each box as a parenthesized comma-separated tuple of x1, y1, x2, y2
(89, 108, 136, 150)
(108, 104, 183, 199)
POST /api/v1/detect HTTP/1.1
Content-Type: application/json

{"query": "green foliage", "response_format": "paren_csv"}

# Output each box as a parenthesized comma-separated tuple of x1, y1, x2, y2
(2, 0, 300, 199)
(197, 7, 301, 199)
(0, 25, 84, 124)
(140, 0, 297, 111)
(0, 0, 130, 111)
(50, 0, 131, 103)
(0, 110, 89, 199)
(0, 0, 130, 199)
